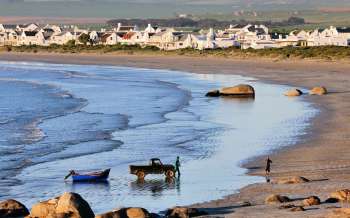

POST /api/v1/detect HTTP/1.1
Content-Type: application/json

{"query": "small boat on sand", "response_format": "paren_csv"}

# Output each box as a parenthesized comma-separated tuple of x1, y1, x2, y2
(64, 169, 110, 182)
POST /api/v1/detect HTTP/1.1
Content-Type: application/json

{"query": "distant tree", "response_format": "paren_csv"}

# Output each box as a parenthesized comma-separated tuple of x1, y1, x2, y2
(78, 33, 90, 45)
(286, 17, 305, 25)
(65, 40, 76, 47)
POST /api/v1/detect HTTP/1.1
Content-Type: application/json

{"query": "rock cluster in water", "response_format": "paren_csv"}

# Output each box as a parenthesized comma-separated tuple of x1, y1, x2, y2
(206, 84, 328, 98)
(284, 86, 328, 97)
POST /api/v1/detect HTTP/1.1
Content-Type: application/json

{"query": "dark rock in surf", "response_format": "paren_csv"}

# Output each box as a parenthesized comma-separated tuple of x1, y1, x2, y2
(205, 90, 220, 97)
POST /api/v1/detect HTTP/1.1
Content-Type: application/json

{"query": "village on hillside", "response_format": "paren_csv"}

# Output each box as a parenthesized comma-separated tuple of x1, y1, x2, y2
(0, 22, 350, 50)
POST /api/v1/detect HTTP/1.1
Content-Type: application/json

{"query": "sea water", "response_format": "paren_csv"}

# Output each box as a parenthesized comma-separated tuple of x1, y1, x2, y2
(0, 61, 317, 213)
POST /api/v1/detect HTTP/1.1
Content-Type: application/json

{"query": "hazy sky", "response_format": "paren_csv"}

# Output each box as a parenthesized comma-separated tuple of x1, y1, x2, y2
(1, 0, 349, 18)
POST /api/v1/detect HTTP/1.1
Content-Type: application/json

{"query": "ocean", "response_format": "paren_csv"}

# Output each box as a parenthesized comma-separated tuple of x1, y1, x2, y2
(0, 61, 317, 213)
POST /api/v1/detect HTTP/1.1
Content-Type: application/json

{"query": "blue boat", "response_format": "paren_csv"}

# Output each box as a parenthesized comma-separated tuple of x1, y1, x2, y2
(65, 169, 111, 182)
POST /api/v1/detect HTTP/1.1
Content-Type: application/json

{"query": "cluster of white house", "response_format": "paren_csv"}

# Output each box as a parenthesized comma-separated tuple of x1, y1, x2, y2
(0, 22, 349, 50)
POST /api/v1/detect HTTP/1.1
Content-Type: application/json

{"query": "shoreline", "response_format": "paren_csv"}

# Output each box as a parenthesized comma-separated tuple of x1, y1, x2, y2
(1, 52, 350, 217)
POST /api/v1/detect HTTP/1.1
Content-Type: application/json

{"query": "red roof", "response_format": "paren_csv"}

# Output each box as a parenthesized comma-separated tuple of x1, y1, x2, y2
(122, 32, 136, 40)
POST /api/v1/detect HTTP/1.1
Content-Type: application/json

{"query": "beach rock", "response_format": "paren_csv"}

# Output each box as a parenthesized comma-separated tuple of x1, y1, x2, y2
(284, 89, 303, 97)
(310, 86, 328, 95)
(265, 195, 290, 204)
(95, 210, 120, 218)
(27, 192, 94, 218)
(325, 198, 339, 203)
(205, 90, 220, 97)
(241, 201, 252, 207)
(303, 196, 321, 206)
(290, 206, 305, 212)
(125, 208, 150, 218)
(96, 208, 150, 218)
(278, 204, 296, 209)
(219, 84, 255, 97)
(165, 207, 207, 218)
(275, 176, 310, 184)
(0, 199, 29, 217)
(330, 189, 350, 201)
(55, 192, 94, 218)
(29, 198, 58, 218)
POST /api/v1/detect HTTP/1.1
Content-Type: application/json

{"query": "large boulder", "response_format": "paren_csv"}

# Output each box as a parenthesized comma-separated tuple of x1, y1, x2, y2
(29, 198, 58, 218)
(303, 196, 321, 206)
(310, 86, 327, 95)
(27, 192, 94, 218)
(219, 84, 255, 97)
(330, 189, 350, 201)
(265, 194, 290, 204)
(275, 176, 310, 184)
(165, 207, 207, 218)
(55, 192, 94, 218)
(96, 208, 150, 218)
(0, 199, 29, 217)
(284, 89, 303, 97)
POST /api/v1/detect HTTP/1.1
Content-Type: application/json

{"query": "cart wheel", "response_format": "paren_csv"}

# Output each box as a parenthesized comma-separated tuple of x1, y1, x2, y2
(137, 171, 145, 180)
(165, 170, 175, 179)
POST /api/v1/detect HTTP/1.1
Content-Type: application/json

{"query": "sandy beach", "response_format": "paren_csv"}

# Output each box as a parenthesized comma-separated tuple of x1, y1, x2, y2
(1, 52, 350, 217)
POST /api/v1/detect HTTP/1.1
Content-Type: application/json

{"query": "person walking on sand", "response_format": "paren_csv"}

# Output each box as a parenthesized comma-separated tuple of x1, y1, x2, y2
(265, 156, 272, 176)
(175, 156, 181, 177)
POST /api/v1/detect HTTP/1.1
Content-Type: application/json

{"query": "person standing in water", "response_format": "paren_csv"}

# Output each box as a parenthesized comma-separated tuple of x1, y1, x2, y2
(265, 156, 272, 176)
(175, 156, 181, 177)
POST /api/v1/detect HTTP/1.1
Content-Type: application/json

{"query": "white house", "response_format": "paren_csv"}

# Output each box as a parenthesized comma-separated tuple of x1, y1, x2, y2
(287, 26, 350, 47)
(50, 31, 75, 45)
(115, 23, 137, 33)
(100, 32, 119, 45)
(17, 23, 40, 32)
(0, 24, 17, 32)
(0, 32, 6, 46)
(89, 31, 104, 44)
(144, 24, 161, 34)
(119, 31, 145, 45)
(316, 26, 350, 46)
(219, 24, 272, 49)
(19, 31, 42, 45)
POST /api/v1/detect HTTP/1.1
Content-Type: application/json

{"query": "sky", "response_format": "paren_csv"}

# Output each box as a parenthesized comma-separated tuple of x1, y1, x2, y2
(0, 0, 349, 18)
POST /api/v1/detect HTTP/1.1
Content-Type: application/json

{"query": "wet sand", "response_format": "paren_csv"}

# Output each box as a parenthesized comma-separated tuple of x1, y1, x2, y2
(1, 52, 350, 217)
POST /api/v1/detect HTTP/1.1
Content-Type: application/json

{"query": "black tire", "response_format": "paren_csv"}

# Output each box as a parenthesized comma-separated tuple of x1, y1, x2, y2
(165, 170, 175, 179)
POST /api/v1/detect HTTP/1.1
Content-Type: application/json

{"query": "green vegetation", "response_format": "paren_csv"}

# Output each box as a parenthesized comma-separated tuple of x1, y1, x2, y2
(2, 44, 350, 61)
(198, 10, 350, 30)
(78, 34, 91, 45)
